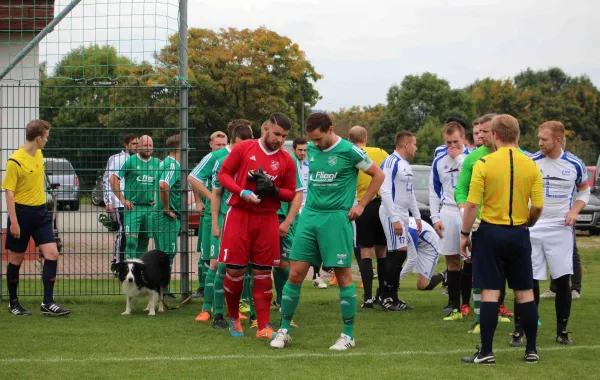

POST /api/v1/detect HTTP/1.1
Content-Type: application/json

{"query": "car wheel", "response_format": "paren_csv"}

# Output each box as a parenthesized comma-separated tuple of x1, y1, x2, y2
(589, 229, 599, 236)
(91, 188, 104, 206)
(71, 200, 80, 211)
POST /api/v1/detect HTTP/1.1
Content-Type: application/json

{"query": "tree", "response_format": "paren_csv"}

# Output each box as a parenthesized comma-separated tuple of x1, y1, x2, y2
(470, 68, 600, 163)
(413, 117, 444, 165)
(155, 27, 322, 136)
(373, 73, 474, 145)
(330, 104, 385, 138)
(40, 45, 161, 189)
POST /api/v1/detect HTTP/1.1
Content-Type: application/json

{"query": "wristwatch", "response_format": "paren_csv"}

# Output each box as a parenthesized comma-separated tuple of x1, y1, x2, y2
(460, 230, 470, 236)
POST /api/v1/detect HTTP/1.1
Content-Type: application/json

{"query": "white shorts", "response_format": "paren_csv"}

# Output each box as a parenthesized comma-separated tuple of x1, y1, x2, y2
(438, 205, 461, 256)
(530, 224, 574, 280)
(379, 206, 408, 251)
(415, 230, 441, 280)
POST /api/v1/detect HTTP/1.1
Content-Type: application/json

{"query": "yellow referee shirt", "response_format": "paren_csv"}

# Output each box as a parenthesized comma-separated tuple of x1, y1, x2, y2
(467, 147, 543, 226)
(2, 148, 47, 206)
(356, 146, 389, 200)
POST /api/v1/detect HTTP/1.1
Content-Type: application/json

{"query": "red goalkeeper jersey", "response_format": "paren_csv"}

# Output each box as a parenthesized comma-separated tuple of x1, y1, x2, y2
(218, 139, 296, 214)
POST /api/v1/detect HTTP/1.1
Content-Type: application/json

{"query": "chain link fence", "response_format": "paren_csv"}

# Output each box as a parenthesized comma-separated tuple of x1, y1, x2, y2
(0, 0, 205, 298)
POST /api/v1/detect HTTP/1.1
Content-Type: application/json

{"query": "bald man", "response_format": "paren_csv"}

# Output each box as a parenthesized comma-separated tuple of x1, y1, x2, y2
(110, 135, 162, 259)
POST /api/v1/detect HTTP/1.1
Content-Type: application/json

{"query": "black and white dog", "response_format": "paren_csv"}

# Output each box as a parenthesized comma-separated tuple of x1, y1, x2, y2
(118, 250, 171, 316)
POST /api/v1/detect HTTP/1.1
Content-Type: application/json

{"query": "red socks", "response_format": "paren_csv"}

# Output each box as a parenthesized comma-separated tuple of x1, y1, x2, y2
(253, 273, 273, 330)
(224, 272, 244, 319)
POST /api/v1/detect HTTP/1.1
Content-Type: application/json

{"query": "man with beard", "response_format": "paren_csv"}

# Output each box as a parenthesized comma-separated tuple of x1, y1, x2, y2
(217, 113, 297, 341)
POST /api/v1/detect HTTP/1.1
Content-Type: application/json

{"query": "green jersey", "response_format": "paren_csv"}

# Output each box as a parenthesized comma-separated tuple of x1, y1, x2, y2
(190, 147, 229, 215)
(305, 138, 372, 212)
(211, 149, 232, 216)
(277, 154, 306, 217)
(154, 156, 181, 214)
(118, 153, 161, 205)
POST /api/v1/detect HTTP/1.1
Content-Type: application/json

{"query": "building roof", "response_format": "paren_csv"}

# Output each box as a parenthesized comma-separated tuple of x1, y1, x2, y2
(0, 1, 56, 32)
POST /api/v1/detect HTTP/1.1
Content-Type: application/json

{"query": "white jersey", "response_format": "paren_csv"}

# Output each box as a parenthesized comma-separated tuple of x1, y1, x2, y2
(429, 151, 464, 224)
(434, 144, 470, 158)
(104, 150, 130, 208)
(529, 150, 589, 225)
(380, 151, 420, 223)
(300, 160, 309, 211)
(400, 218, 440, 280)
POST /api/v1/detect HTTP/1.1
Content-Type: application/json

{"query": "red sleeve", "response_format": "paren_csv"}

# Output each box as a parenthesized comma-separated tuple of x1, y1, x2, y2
(218, 145, 244, 196)
(278, 153, 296, 202)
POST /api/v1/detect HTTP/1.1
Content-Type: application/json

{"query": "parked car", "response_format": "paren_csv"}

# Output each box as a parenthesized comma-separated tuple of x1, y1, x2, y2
(576, 193, 600, 235)
(577, 165, 600, 235)
(44, 158, 80, 210)
(588, 166, 596, 188)
(44, 173, 63, 252)
(411, 164, 432, 225)
(188, 189, 201, 236)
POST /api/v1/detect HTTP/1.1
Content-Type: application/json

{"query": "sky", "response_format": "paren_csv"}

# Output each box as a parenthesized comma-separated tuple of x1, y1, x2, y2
(35, 0, 600, 111)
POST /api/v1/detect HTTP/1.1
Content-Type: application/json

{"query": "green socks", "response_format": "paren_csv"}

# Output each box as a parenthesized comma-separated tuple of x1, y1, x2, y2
(473, 288, 481, 323)
(214, 263, 226, 315)
(339, 284, 357, 339)
(198, 261, 205, 290)
(280, 282, 302, 331)
(274, 266, 290, 305)
(202, 268, 216, 312)
(242, 266, 252, 302)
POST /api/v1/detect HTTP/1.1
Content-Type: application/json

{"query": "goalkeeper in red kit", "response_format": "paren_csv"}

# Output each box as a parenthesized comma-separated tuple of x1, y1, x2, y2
(217, 113, 298, 341)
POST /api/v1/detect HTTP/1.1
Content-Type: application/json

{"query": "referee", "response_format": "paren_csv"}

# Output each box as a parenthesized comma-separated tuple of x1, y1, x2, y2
(348, 126, 389, 308)
(459, 115, 543, 364)
(2, 120, 71, 316)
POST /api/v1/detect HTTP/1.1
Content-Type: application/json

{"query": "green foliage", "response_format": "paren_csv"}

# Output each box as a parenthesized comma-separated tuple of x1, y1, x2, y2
(156, 27, 322, 137)
(373, 72, 474, 145)
(370, 68, 599, 164)
(329, 104, 385, 138)
(414, 117, 444, 165)
(38, 29, 321, 188)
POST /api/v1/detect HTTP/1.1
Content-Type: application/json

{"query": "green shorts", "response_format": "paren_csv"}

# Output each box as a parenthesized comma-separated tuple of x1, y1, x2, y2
(151, 212, 180, 255)
(200, 212, 213, 261)
(290, 208, 353, 268)
(124, 205, 152, 240)
(209, 213, 225, 260)
(279, 215, 298, 262)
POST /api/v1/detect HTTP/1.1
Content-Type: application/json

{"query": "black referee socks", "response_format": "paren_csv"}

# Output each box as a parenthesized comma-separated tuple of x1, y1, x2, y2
(7, 263, 20, 302)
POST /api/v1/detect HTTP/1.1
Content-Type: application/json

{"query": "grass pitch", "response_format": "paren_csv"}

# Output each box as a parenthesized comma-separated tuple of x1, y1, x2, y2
(1, 238, 599, 380)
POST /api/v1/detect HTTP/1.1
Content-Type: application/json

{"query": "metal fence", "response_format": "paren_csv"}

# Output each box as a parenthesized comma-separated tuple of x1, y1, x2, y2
(0, 0, 203, 298)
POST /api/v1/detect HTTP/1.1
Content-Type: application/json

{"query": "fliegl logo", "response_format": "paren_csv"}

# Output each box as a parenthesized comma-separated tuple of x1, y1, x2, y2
(309, 171, 338, 183)
(136, 175, 155, 183)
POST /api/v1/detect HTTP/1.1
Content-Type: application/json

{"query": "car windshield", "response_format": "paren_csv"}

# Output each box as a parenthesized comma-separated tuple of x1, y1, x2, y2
(412, 168, 430, 190)
(45, 161, 75, 175)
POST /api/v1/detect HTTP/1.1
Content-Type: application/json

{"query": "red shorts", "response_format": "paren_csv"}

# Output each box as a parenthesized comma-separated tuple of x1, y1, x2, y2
(218, 207, 280, 267)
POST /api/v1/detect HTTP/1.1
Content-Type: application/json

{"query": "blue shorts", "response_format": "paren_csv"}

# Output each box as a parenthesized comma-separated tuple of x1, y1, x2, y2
(472, 221, 533, 291)
(5, 204, 55, 253)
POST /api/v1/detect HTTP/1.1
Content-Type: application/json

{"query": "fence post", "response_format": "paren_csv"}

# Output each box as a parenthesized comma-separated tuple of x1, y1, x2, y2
(178, 0, 190, 299)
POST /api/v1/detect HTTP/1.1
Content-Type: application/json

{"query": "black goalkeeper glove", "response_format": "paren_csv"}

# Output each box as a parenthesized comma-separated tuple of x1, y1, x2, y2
(247, 167, 279, 199)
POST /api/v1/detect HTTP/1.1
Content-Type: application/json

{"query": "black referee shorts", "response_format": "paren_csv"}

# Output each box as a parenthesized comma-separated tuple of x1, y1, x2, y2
(355, 198, 386, 249)
(5, 204, 55, 253)
(472, 221, 533, 291)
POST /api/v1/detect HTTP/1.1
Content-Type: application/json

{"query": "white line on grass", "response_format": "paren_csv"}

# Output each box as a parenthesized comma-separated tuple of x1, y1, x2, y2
(2, 345, 600, 364)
